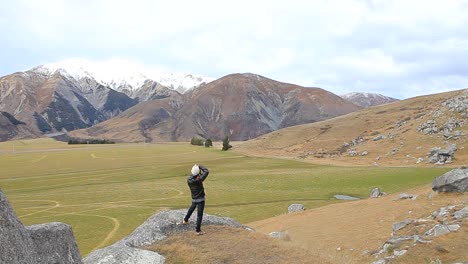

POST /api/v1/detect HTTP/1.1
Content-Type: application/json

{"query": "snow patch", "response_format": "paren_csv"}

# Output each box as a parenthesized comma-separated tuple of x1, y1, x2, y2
(33, 58, 214, 94)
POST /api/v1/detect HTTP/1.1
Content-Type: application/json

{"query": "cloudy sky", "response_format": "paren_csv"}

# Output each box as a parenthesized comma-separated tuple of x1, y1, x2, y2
(1, 0, 468, 99)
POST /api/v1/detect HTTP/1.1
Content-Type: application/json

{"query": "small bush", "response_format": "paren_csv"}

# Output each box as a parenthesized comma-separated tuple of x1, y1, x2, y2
(204, 138, 213, 148)
(190, 137, 204, 146)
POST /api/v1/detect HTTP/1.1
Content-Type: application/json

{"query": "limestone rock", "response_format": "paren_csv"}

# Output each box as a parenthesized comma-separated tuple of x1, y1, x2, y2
(83, 244, 164, 264)
(0, 188, 82, 264)
(393, 249, 407, 257)
(392, 220, 413, 232)
(370, 188, 385, 198)
(399, 193, 418, 200)
(27, 222, 82, 264)
(427, 144, 457, 165)
(432, 167, 468, 193)
(288, 204, 305, 213)
(0, 189, 37, 264)
(425, 224, 452, 237)
(453, 206, 468, 219)
(84, 209, 248, 264)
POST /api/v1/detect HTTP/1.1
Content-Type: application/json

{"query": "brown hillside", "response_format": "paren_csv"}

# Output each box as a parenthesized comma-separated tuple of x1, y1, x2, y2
(249, 186, 467, 264)
(69, 96, 183, 142)
(236, 89, 468, 167)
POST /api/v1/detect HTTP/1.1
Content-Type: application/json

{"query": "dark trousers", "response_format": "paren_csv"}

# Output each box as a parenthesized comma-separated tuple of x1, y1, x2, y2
(184, 200, 205, 232)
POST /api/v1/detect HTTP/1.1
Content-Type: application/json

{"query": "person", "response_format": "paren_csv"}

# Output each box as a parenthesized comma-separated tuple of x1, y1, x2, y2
(183, 164, 209, 235)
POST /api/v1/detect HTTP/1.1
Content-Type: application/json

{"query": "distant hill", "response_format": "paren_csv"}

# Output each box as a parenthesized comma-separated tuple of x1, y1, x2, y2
(341, 92, 399, 108)
(0, 111, 37, 141)
(69, 73, 361, 142)
(237, 89, 467, 166)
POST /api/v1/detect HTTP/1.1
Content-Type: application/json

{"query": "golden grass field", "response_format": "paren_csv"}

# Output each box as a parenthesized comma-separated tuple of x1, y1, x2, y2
(0, 138, 452, 259)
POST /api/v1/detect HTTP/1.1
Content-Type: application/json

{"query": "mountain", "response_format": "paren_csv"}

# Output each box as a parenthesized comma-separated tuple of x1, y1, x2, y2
(0, 111, 37, 141)
(69, 73, 361, 142)
(35, 60, 214, 96)
(237, 89, 468, 166)
(340, 92, 399, 108)
(0, 70, 137, 135)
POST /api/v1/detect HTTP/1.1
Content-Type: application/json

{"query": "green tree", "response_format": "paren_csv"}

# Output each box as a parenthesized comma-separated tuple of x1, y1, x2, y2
(204, 138, 213, 147)
(222, 136, 232, 151)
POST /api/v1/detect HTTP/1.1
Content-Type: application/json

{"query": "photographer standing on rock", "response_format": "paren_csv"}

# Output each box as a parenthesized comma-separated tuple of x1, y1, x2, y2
(183, 164, 209, 235)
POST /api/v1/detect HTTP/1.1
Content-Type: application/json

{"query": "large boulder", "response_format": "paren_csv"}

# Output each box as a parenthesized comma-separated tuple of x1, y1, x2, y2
(0, 189, 37, 264)
(427, 144, 457, 165)
(27, 222, 82, 264)
(84, 209, 249, 264)
(432, 167, 468, 193)
(0, 188, 82, 264)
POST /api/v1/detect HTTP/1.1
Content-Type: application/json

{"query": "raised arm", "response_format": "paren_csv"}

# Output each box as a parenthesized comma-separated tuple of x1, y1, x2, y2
(198, 165, 209, 181)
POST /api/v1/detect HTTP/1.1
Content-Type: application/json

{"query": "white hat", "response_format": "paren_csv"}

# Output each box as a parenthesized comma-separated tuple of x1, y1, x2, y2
(191, 164, 200, 176)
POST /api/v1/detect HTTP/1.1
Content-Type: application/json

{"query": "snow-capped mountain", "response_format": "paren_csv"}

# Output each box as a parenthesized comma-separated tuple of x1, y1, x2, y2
(340, 92, 399, 108)
(33, 59, 214, 96)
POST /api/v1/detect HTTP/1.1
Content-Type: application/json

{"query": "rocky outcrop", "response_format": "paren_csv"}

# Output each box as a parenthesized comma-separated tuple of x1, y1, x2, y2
(84, 209, 249, 264)
(427, 144, 457, 165)
(432, 167, 468, 193)
(27, 222, 82, 264)
(442, 89, 468, 118)
(0, 189, 82, 264)
(288, 204, 305, 213)
(372, 203, 466, 263)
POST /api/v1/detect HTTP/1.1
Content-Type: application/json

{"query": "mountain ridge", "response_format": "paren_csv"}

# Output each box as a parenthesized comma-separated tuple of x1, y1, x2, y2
(340, 92, 399, 108)
(69, 73, 361, 142)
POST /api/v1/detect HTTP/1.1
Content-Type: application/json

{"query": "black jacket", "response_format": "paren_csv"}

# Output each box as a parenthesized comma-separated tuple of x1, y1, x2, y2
(187, 165, 209, 201)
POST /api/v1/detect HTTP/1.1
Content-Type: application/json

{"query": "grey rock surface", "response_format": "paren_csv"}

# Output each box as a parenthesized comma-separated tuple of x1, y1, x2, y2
(454, 206, 468, 219)
(428, 144, 458, 165)
(287, 204, 305, 213)
(425, 224, 452, 237)
(84, 209, 248, 264)
(392, 220, 413, 232)
(432, 167, 468, 193)
(370, 188, 384, 198)
(399, 193, 417, 200)
(0, 188, 82, 264)
(84, 244, 164, 264)
(27, 222, 82, 264)
(0, 189, 37, 264)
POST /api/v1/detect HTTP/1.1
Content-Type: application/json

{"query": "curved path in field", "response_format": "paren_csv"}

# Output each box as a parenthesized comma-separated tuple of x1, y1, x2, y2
(18, 199, 61, 218)
(70, 212, 121, 252)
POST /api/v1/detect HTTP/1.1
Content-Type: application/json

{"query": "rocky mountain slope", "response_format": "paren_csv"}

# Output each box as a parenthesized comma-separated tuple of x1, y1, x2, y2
(237, 89, 467, 166)
(0, 70, 137, 136)
(341, 92, 399, 108)
(0, 111, 38, 141)
(70, 73, 361, 142)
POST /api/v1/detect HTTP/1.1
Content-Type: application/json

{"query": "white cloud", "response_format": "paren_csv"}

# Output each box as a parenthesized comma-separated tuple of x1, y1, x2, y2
(2, 0, 468, 98)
